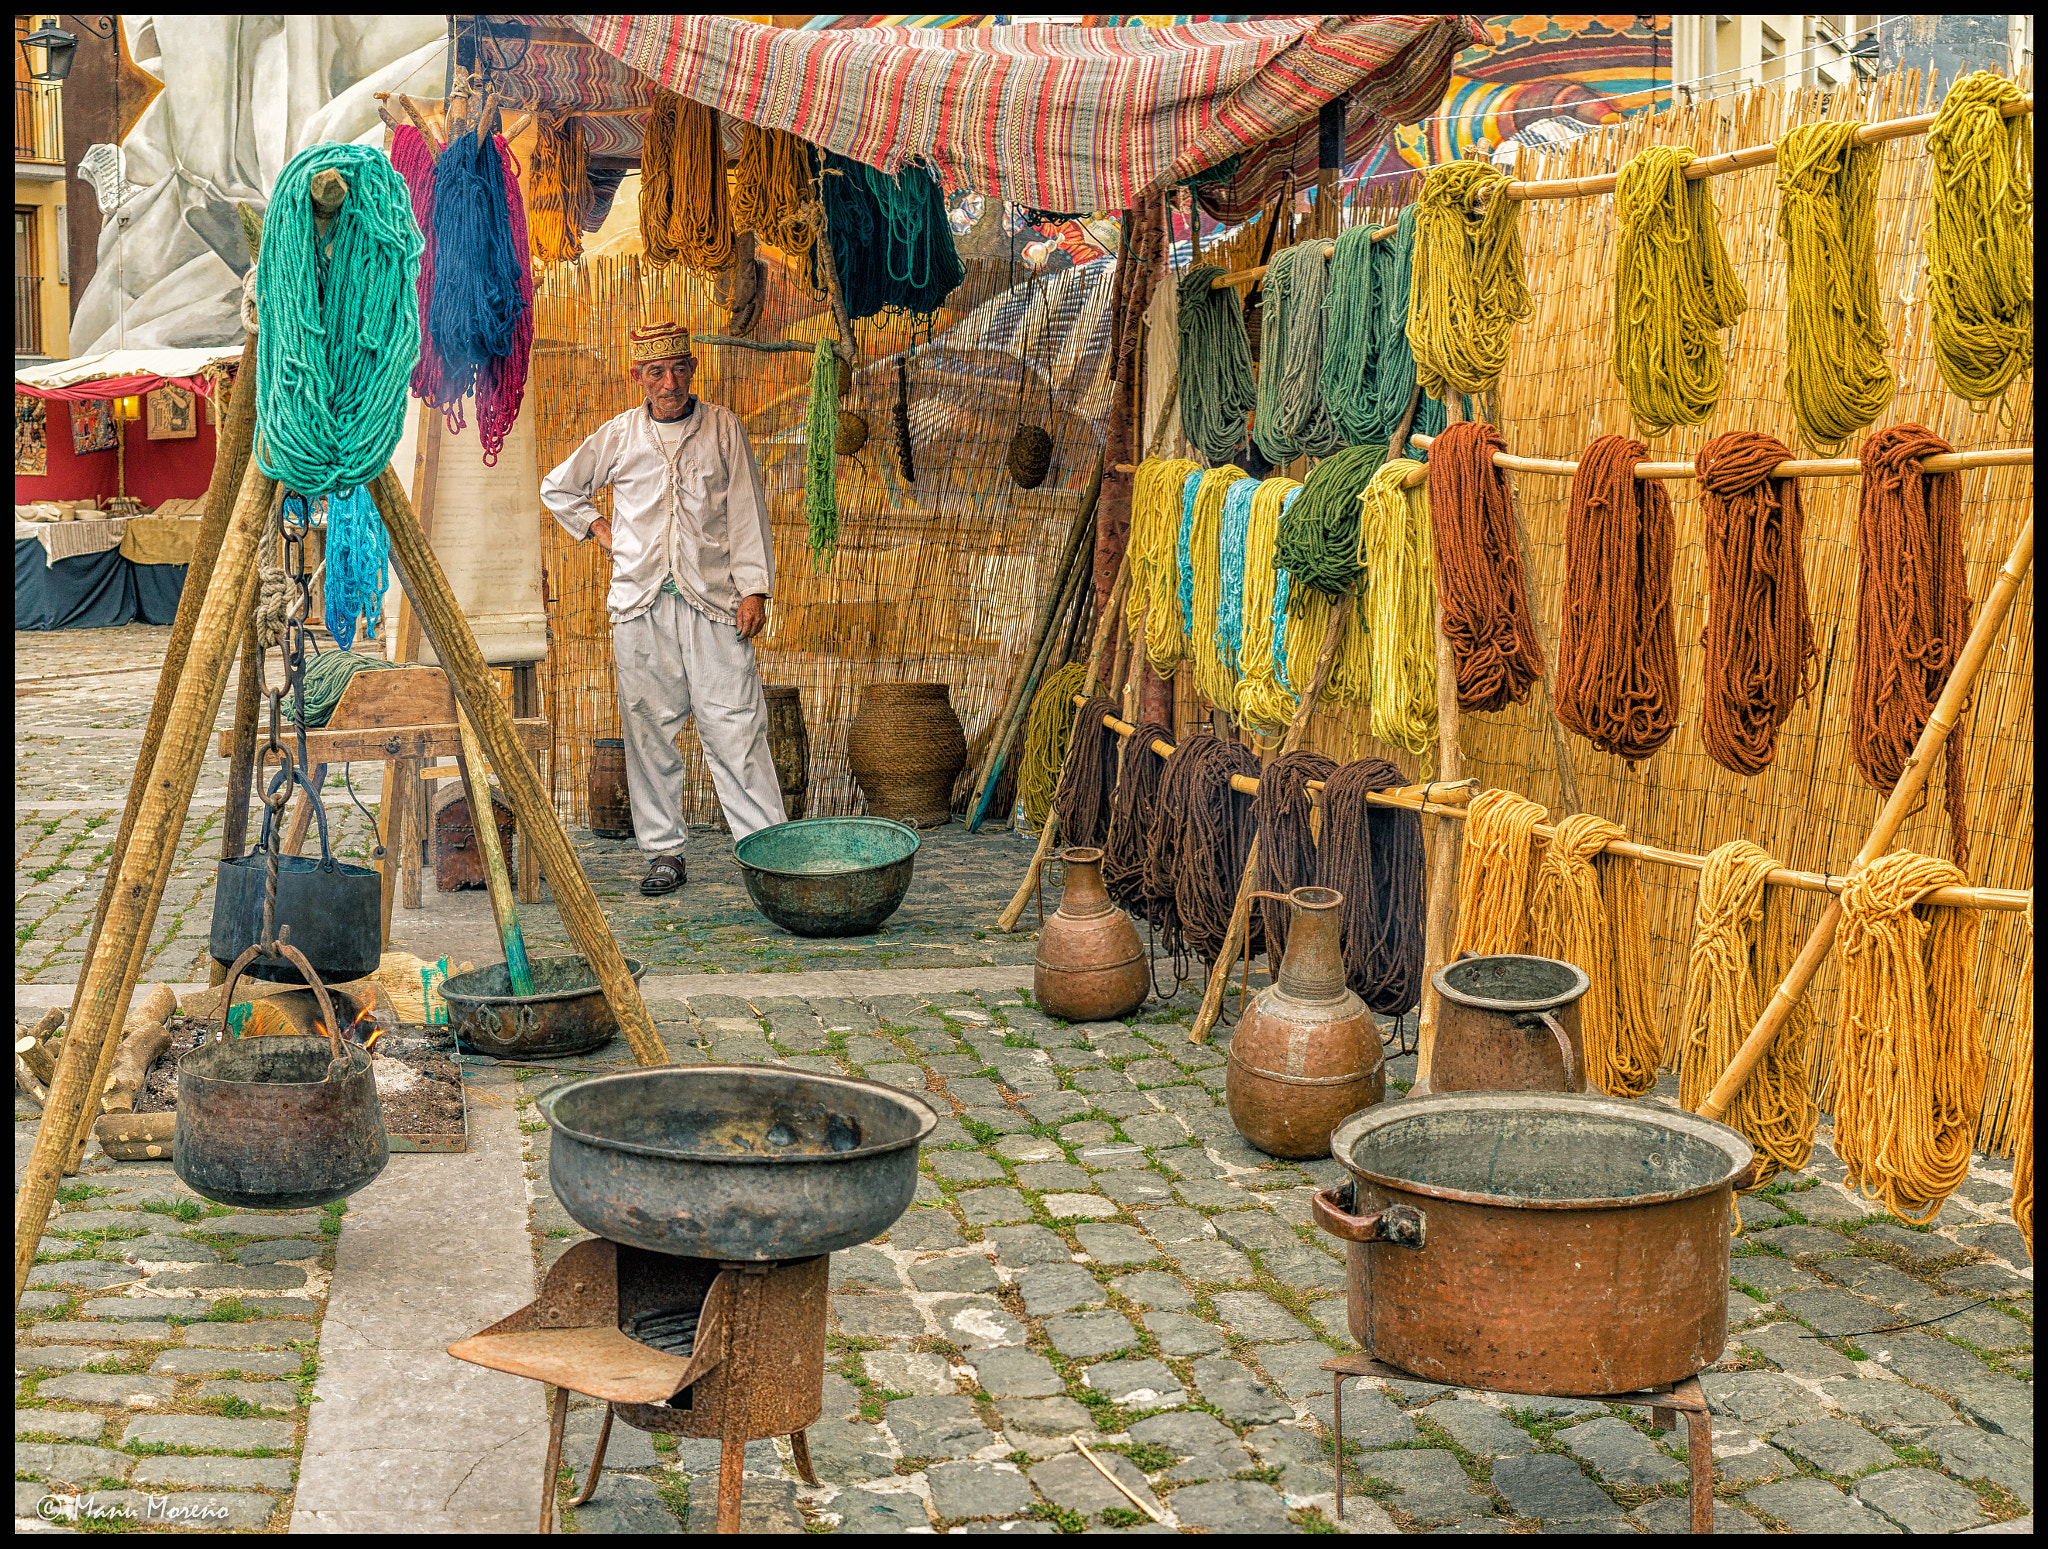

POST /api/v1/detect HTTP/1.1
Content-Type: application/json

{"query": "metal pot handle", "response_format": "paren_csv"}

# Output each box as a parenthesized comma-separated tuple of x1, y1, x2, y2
(1514, 1009, 1576, 1092)
(1311, 1186, 1426, 1248)
(212, 934, 347, 1074)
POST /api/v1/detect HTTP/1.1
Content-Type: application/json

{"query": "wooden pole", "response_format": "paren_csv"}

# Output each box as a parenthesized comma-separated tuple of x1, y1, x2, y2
(366, 466, 667, 1067)
(455, 709, 536, 996)
(1190, 599, 1349, 1044)
(1412, 578, 1465, 1093)
(383, 405, 444, 941)
(220, 620, 264, 862)
(1698, 516, 2035, 1123)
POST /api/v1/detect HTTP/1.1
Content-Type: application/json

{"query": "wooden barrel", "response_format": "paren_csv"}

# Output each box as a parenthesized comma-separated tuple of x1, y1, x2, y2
(588, 738, 633, 838)
(764, 685, 809, 821)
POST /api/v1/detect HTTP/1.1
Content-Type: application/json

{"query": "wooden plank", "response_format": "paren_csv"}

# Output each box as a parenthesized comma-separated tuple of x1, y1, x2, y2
(327, 666, 458, 730)
(216, 718, 551, 763)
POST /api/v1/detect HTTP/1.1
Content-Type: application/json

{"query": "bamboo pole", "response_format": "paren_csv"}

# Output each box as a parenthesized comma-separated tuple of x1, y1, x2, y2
(366, 466, 667, 1068)
(1412, 559, 1465, 1091)
(1401, 432, 2031, 488)
(1208, 224, 1397, 289)
(1698, 516, 2036, 1124)
(972, 543, 1092, 835)
(17, 455, 278, 1302)
(455, 709, 536, 997)
(1190, 600, 1350, 1044)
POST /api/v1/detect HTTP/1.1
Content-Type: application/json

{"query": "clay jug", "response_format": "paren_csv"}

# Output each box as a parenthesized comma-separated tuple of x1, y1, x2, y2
(1034, 848, 1148, 1022)
(1226, 886, 1383, 1159)
(1421, 951, 1599, 1096)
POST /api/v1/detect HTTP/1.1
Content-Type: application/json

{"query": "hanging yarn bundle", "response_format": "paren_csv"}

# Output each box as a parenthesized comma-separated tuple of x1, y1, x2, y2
(1370, 208, 1448, 447)
(1530, 814, 1659, 1098)
(1834, 849, 1985, 1223)
(1214, 478, 1260, 683)
(1453, 787, 1548, 958)
(255, 143, 422, 497)
(1254, 750, 1336, 962)
(804, 339, 839, 569)
(641, 91, 735, 274)
(1676, 841, 1817, 1189)
(892, 356, 916, 483)
(1358, 458, 1437, 756)
(1320, 221, 1378, 447)
(389, 127, 452, 418)
(1320, 759, 1426, 1016)
(1175, 471, 1204, 656)
(321, 486, 387, 652)
(1555, 434, 1678, 766)
(477, 132, 535, 462)
(1696, 432, 1816, 775)
(425, 130, 532, 462)
(1276, 242, 1343, 458)
(1249, 245, 1302, 466)
(1053, 695, 1124, 851)
(529, 111, 591, 266)
(1126, 458, 1202, 676)
(1776, 119, 1895, 451)
(1234, 479, 1299, 734)
(813, 153, 965, 328)
(1188, 468, 1247, 710)
(1275, 442, 1384, 602)
(1851, 425, 1973, 870)
(1427, 421, 1544, 713)
(1266, 581, 1374, 724)
(1102, 719, 1175, 924)
(1925, 72, 2033, 407)
(1177, 265, 1258, 464)
(731, 122, 817, 258)
(1149, 734, 1262, 966)
(1018, 662, 1090, 833)
(1408, 161, 1531, 401)
(1611, 145, 1748, 435)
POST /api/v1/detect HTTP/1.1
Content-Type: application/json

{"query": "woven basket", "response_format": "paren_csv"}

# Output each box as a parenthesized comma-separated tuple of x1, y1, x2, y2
(846, 682, 967, 829)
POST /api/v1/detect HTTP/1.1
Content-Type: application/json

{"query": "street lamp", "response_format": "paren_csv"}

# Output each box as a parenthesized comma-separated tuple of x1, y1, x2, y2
(19, 21, 78, 83)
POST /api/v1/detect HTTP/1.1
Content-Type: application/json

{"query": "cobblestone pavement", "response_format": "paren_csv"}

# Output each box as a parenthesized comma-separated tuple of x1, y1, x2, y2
(498, 988, 2032, 1534)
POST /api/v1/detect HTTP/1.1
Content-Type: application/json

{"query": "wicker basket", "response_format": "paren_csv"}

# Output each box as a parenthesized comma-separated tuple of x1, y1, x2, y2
(845, 682, 967, 829)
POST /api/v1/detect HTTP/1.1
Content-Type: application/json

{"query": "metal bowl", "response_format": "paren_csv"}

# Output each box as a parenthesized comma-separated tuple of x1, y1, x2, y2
(538, 1065, 939, 1260)
(441, 956, 646, 1060)
(733, 817, 919, 938)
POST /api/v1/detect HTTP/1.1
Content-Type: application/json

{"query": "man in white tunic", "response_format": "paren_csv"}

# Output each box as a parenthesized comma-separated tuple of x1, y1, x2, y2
(541, 321, 785, 895)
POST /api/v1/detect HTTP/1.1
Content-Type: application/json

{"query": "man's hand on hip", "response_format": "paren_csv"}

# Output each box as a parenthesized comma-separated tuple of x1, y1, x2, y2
(590, 517, 614, 554)
(736, 594, 768, 641)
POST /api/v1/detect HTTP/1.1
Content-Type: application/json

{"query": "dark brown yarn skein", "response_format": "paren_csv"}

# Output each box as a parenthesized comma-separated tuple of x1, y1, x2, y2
(1318, 759, 1426, 1016)
(1103, 720, 1174, 927)
(1253, 750, 1337, 963)
(893, 356, 916, 483)
(1158, 735, 1263, 966)
(1052, 696, 1123, 851)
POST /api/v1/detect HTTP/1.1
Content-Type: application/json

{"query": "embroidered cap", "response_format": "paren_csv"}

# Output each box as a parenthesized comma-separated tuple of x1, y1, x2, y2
(630, 321, 695, 366)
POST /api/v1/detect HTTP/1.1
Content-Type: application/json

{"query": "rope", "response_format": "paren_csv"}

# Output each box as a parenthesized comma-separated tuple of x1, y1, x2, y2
(1052, 695, 1124, 851)
(1556, 434, 1679, 767)
(1427, 421, 1544, 713)
(1530, 813, 1659, 1098)
(1320, 759, 1426, 1016)
(1776, 119, 1895, 451)
(254, 491, 289, 647)
(804, 338, 839, 569)
(1254, 750, 1336, 963)
(1358, 457, 1438, 756)
(529, 111, 590, 265)
(289, 648, 402, 729)
(1834, 848, 1985, 1224)
(1276, 242, 1343, 458)
(1150, 733, 1262, 965)
(1371, 208, 1449, 446)
(1018, 662, 1089, 832)
(1676, 840, 1817, 1189)
(1925, 72, 2033, 409)
(322, 486, 387, 652)
(1697, 431, 1816, 775)
(2012, 901, 2034, 1256)
(1250, 244, 1301, 466)
(731, 122, 817, 258)
(1189, 467, 1247, 710)
(1234, 479, 1299, 735)
(254, 143, 422, 497)
(1408, 161, 1531, 401)
(1176, 264, 1257, 464)
(390, 127, 455, 424)
(1851, 424, 1973, 872)
(1611, 144, 1748, 436)
(1453, 787, 1547, 958)
(1276, 443, 1384, 603)
(1126, 458, 1201, 676)
(641, 91, 734, 273)
(1320, 221, 1379, 447)
(1103, 717, 1175, 927)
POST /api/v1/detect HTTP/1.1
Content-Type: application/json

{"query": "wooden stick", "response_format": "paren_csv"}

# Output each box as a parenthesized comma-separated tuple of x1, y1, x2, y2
(366, 467, 668, 1068)
(1071, 1435, 1165, 1523)
(1190, 598, 1351, 1043)
(690, 335, 816, 353)
(808, 195, 857, 363)
(397, 94, 445, 155)
(220, 618, 263, 870)
(1401, 431, 2031, 489)
(1411, 572, 1465, 1092)
(1208, 224, 1398, 289)
(1698, 516, 2035, 1123)
(455, 710, 536, 997)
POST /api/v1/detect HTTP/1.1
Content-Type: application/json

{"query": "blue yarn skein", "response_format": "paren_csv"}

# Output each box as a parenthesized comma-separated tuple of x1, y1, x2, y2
(429, 131, 526, 405)
(1215, 477, 1259, 677)
(1175, 471, 1202, 643)
(1271, 487, 1304, 701)
(255, 143, 423, 496)
(322, 485, 387, 652)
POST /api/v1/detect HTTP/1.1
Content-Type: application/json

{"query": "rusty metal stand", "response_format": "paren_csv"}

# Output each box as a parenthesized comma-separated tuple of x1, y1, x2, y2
(1323, 1354, 1715, 1534)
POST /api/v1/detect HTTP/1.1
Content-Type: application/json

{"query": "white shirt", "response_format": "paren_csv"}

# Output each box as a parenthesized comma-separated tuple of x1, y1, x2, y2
(540, 398, 774, 627)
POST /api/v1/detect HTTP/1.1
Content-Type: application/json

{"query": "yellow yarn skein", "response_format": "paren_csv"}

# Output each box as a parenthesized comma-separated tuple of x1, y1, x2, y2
(1126, 458, 1201, 677)
(1189, 467, 1244, 711)
(1453, 788, 1548, 958)
(1925, 71, 2034, 409)
(1358, 458, 1437, 756)
(641, 91, 735, 274)
(1408, 161, 1532, 401)
(1612, 145, 1749, 436)
(1776, 119, 1895, 451)
(732, 121, 818, 259)
(1530, 814, 1660, 1099)
(1233, 478, 1300, 735)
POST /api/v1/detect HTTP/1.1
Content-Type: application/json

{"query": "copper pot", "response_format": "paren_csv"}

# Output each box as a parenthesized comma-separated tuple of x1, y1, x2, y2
(1225, 886, 1383, 1160)
(1420, 951, 1599, 1096)
(1316, 1091, 1755, 1394)
(1034, 848, 1148, 1022)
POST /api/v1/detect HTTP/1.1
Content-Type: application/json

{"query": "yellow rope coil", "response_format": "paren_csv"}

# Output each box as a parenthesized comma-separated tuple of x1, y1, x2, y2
(1834, 849, 1986, 1224)
(1677, 841, 1817, 1190)
(529, 111, 590, 266)
(1408, 161, 1532, 401)
(1925, 71, 2034, 411)
(1234, 477, 1298, 736)
(1126, 458, 1201, 677)
(2012, 901, 2033, 1256)
(1358, 458, 1438, 756)
(732, 121, 818, 259)
(641, 90, 735, 274)
(1189, 467, 1244, 711)
(1611, 145, 1749, 436)
(1776, 119, 1895, 452)
(1453, 788, 1548, 958)
(1018, 661, 1089, 832)
(1530, 814, 1660, 1099)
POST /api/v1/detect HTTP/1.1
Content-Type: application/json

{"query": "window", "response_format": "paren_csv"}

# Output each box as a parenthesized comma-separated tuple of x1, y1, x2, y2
(16, 205, 45, 355)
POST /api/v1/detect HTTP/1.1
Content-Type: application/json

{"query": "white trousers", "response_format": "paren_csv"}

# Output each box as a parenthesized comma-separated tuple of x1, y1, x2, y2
(612, 588, 786, 857)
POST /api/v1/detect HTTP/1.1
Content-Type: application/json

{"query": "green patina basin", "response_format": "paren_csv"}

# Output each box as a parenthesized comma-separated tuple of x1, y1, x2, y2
(734, 818, 920, 938)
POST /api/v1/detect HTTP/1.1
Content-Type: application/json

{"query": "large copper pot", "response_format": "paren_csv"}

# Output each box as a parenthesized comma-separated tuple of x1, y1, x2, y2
(1033, 848, 1147, 1022)
(1225, 886, 1382, 1160)
(1315, 1091, 1755, 1394)
(1420, 951, 1599, 1096)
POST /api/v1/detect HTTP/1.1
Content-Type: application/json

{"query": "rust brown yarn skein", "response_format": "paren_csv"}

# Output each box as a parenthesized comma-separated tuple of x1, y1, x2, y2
(1555, 434, 1679, 766)
(1696, 431, 1817, 775)
(1427, 420, 1545, 713)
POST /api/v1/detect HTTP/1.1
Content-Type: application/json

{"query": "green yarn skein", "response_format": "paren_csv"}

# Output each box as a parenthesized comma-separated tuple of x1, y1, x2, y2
(804, 338, 839, 571)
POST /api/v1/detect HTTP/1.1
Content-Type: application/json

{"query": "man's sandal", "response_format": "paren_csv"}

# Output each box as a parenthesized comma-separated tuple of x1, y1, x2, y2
(641, 854, 686, 895)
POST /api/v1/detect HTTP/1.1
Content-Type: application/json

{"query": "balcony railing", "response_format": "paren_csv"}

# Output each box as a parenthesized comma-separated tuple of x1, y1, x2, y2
(15, 79, 63, 162)
(17, 273, 44, 356)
